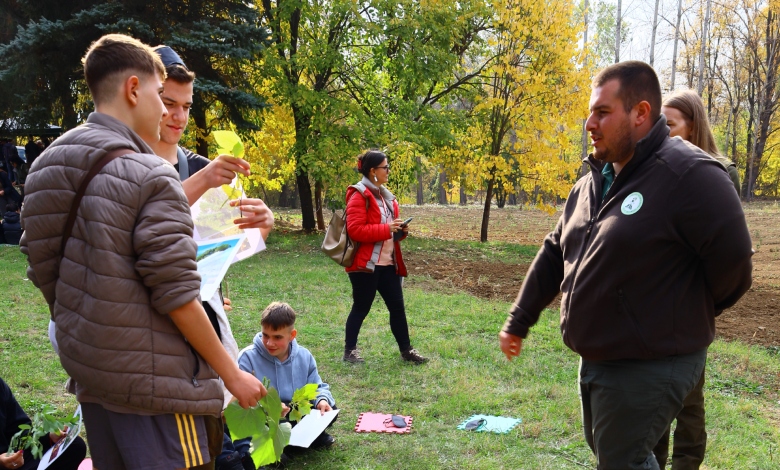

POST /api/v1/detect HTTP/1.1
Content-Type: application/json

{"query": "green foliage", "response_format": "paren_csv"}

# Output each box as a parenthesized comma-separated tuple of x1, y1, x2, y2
(0, 0, 268, 146)
(288, 383, 318, 422)
(589, 0, 631, 68)
(6, 405, 77, 460)
(224, 379, 292, 467)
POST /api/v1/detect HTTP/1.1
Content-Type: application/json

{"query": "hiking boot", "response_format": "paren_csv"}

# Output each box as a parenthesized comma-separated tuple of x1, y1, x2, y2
(401, 348, 428, 364)
(343, 349, 364, 363)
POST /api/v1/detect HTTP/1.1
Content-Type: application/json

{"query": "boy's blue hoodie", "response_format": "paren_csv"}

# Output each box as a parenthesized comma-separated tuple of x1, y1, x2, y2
(237, 333, 335, 408)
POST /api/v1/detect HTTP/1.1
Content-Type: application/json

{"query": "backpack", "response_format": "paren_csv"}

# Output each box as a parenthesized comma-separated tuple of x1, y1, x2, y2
(321, 184, 369, 266)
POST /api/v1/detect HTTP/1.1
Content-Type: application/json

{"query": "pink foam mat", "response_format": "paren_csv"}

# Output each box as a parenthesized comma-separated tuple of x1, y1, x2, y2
(354, 412, 413, 434)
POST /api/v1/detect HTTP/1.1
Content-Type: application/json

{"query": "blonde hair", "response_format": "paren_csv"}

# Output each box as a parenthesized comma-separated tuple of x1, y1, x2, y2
(663, 89, 721, 157)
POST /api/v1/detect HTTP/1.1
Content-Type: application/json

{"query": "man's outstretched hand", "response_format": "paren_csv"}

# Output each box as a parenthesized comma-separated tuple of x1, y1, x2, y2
(499, 331, 523, 361)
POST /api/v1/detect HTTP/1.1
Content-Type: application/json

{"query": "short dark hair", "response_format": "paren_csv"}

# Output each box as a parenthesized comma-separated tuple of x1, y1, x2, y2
(6, 202, 18, 212)
(357, 150, 387, 177)
(261, 302, 296, 330)
(82, 34, 166, 105)
(165, 64, 196, 84)
(593, 61, 662, 122)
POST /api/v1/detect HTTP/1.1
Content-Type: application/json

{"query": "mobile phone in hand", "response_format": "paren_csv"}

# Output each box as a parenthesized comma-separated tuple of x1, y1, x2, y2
(401, 217, 413, 227)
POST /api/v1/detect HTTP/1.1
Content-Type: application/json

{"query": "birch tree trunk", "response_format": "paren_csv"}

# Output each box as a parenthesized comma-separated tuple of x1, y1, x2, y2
(671, 0, 683, 89)
(650, 0, 661, 66)
(698, 0, 713, 95)
(615, 0, 622, 63)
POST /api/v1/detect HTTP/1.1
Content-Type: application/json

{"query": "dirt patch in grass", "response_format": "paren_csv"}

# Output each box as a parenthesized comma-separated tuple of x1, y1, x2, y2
(276, 202, 780, 347)
(401, 203, 780, 348)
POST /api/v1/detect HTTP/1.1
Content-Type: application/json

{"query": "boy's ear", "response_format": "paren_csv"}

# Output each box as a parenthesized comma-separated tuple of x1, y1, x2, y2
(124, 75, 141, 107)
(290, 328, 297, 340)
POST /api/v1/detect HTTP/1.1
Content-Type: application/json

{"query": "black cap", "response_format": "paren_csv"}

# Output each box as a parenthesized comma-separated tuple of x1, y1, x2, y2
(153, 45, 188, 70)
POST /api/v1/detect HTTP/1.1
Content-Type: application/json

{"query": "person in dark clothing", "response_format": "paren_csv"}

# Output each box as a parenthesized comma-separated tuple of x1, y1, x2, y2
(0, 377, 86, 470)
(499, 61, 753, 470)
(9, 156, 27, 201)
(23, 138, 41, 168)
(0, 167, 21, 209)
(1, 202, 22, 245)
(1, 140, 17, 179)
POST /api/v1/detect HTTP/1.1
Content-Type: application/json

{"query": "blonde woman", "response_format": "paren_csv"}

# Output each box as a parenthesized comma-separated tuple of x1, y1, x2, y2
(653, 89, 737, 469)
(662, 89, 741, 194)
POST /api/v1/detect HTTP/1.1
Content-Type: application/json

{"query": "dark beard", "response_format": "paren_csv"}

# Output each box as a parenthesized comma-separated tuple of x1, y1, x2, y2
(594, 122, 634, 164)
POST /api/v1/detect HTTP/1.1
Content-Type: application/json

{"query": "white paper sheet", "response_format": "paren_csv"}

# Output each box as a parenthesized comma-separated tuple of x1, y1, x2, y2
(191, 176, 265, 264)
(196, 233, 246, 300)
(38, 406, 82, 469)
(287, 409, 340, 448)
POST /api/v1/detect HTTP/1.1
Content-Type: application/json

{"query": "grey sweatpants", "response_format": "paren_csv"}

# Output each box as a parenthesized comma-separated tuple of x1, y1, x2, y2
(579, 348, 707, 470)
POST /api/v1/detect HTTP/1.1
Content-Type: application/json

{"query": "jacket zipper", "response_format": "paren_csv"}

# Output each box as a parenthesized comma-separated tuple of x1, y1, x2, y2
(188, 345, 201, 387)
(563, 164, 609, 346)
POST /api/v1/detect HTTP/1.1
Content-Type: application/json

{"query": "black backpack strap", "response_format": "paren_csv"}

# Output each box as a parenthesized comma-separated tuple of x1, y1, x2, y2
(60, 147, 133, 256)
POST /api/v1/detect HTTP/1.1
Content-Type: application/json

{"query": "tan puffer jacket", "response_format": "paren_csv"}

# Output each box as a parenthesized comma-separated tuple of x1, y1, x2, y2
(20, 112, 223, 416)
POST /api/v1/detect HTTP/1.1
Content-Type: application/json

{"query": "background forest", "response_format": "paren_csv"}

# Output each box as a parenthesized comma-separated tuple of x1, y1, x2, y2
(1, 0, 779, 241)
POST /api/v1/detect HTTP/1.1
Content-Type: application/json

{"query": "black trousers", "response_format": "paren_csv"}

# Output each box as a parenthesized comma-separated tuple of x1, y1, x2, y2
(345, 265, 411, 352)
(579, 348, 707, 470)
(652, 368, 707, 469)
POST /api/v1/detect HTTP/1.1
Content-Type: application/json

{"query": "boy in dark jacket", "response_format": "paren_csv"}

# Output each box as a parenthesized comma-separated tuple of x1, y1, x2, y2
(1, 202, 22, 245)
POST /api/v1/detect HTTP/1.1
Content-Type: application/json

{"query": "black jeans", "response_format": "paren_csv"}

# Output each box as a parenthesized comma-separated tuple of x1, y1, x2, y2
(345, 265, 411, 352)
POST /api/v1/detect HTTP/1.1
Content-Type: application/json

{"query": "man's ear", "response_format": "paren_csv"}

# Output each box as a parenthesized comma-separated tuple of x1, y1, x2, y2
(124, 75, 141, 107)
(633, 100, 652, 127)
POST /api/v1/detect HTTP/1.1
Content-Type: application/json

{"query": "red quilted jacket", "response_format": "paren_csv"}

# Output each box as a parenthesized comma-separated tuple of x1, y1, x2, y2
(344, 182, 407, 276)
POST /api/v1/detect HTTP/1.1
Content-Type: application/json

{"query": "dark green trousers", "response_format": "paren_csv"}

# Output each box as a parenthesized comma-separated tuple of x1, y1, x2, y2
(652, 369, 707, 469)
(579, 348, 707, 470)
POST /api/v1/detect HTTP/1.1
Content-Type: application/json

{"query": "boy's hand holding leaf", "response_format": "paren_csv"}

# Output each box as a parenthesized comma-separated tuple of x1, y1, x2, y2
(212, 130, 250, 199)
(288, 383, 318, 422)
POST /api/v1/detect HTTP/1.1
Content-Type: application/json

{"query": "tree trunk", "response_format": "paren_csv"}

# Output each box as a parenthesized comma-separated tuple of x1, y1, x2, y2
(743, 65, 756, 199)
(697, 0, 713, 95)
(747, 11, 780, 198)
(193, 105, 210, 157)
(495, 184, 506, 208)
(671, 0, 683, 90)
(279, 182, 291, 207)
(296, 171, 316, 231)
(438, 170, 448, 204)
(615, 0, 622, 63)
(480, 175, 494, 242)
(581, 0, 590, 168)
(459, 175, 467, 205)
(314, 179, 325, 230)
(650, 0, 660, 66)
(416, 156, 424, 205)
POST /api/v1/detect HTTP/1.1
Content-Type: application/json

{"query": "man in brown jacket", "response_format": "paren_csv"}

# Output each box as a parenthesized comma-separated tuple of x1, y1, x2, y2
(20, 34, 266, 470)
(499, 62, 752, 469)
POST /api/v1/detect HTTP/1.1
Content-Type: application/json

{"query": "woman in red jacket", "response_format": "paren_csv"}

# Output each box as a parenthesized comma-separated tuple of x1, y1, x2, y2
(342, 150, 427, 364)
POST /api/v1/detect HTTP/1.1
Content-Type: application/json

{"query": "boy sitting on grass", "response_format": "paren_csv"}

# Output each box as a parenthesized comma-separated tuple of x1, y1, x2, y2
(237, 302, 336, 455)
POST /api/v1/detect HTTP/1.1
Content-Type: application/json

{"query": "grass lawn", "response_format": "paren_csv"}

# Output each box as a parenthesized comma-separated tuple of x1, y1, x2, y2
(1, 232, 779, 469)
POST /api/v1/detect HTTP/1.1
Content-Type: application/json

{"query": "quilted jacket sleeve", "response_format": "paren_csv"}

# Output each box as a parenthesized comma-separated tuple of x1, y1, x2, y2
(345, 190, 391, 244)
(133, 164, 202, 315)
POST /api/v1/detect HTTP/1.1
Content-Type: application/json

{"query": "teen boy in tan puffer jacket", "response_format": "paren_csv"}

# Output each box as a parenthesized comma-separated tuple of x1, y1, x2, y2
(20, 34, 266, 470)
